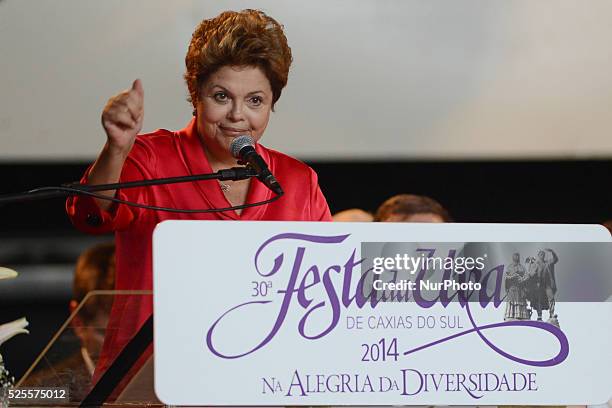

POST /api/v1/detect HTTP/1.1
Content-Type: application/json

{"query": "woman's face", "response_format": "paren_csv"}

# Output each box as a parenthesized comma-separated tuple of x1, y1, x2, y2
(195, 65, 273, 161)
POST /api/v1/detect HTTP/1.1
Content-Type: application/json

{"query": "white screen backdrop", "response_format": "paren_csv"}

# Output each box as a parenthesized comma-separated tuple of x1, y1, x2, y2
(1, 0, 611, 160)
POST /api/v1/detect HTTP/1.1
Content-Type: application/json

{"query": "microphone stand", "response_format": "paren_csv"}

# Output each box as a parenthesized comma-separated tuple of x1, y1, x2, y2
(0, 167, 258, 205)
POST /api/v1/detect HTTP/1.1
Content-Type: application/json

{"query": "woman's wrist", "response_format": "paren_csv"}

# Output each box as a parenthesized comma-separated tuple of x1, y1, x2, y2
(88, 141, 129, 187)
(103, 141, 131, 161)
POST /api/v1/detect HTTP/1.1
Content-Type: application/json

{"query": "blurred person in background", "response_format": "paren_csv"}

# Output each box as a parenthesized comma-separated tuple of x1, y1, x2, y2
(21, 242, 115, 401)
(602, 220, 612, 235)
(332, 208, 373, 222)
(69, 242, 116, 375)
(375, 194, 452, 223)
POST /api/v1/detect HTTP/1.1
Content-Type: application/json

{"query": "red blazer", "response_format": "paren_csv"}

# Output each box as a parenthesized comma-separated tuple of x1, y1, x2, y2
(66, 118, 331, 382)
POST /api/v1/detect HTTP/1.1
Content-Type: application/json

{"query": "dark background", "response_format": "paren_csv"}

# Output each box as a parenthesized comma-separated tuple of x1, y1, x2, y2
(1, 159, 611, 380)
(1, 159, 610, 232)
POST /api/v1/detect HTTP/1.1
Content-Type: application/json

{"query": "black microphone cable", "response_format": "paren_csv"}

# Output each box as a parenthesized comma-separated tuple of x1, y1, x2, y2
(0, 166, 284, 214)
(27, 184, 282, 214)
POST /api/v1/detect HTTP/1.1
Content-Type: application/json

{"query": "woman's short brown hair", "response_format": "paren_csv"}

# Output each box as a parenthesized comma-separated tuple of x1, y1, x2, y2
(185, 9, 292, 109)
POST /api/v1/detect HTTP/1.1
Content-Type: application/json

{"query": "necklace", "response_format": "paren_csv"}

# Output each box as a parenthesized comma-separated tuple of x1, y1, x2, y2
(219, 181, 230, 192)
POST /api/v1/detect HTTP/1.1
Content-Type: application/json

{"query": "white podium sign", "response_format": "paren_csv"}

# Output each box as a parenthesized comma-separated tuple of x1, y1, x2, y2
(153, 221, 611, 406)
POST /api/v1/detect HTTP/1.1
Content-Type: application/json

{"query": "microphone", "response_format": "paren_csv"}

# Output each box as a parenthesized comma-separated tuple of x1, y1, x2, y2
(230, 135, 284, 196)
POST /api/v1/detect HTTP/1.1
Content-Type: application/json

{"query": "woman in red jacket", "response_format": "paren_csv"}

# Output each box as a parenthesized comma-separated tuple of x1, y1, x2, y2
(66, 9, 331, 384)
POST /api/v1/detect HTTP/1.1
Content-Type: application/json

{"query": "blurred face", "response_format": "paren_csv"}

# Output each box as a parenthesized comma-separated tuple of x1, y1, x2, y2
(195, 65, 273, 161)
(538, 251, 546, 260)
(513, 253, 520, 263)
(385, 212, 445, 223)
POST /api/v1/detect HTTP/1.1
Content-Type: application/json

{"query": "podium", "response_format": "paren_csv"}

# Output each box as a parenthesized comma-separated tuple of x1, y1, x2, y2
(14, 222, 612, 406)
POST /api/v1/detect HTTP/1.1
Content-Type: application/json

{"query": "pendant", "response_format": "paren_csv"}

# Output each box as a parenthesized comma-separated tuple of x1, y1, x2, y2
(219, 181, 230, 192)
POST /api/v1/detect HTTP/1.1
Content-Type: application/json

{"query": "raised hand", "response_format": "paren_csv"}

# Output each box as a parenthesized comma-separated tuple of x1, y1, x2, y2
(101, 79, 144, 155)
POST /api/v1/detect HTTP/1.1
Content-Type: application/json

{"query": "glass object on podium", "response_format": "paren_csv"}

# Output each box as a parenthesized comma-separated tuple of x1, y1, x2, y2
(16, 290, 159, 406)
